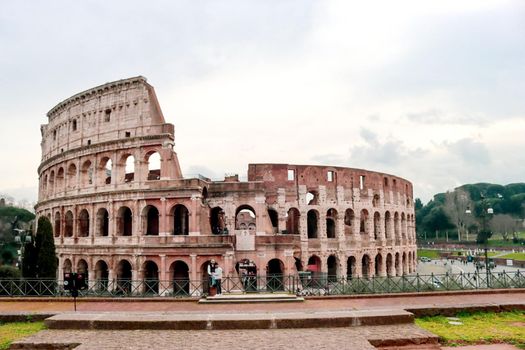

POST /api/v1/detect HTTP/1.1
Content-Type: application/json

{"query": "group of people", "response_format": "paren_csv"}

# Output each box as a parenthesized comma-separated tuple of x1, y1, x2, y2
(207, 259, 223, 295)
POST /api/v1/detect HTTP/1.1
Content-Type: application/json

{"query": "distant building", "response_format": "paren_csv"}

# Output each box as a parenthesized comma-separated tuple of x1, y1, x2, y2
(35, 77, 417, 294)
(0, 198, 5, 207)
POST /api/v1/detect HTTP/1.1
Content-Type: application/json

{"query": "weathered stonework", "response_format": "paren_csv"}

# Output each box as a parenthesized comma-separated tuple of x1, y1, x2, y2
(35, 76, 417, 294)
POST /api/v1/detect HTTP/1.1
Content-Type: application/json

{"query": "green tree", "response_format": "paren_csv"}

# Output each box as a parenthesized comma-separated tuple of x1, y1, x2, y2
(35, 216, 57, 278)
(21, 241, 38, 278)
(0, 265, 21, 278)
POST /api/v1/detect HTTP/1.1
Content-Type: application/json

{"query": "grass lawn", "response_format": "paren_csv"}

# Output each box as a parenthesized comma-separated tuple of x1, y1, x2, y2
(0, 322, 46, 350)
(499, 252, 525, 261)
(416, 311, 525, 349)
(417, 249, 441, 259)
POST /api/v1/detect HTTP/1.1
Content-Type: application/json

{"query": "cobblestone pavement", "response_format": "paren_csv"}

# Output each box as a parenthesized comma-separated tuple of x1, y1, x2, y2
(13, 323, 438, 350)
(0, 290, 523, 314)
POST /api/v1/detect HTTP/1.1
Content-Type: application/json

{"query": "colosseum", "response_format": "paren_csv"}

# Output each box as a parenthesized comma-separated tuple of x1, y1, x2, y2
(35, 76, 417, 295)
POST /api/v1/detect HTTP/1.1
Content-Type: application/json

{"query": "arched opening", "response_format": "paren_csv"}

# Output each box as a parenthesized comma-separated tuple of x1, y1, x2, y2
(307, 210, 318, 239)
(394, 212, 400, 241)
(347, 256, 356, 279)
(54, 212, 61, 237)
(361, 255, 371, 279)
(56, 167, 64, 193)
(63, 259, 72, 273)
(210, 207, 225, 235)
(306, 191, 318, 205)
(116, 260, 132, 294)
(402, 252, 407, 275)
(326, 208, 337, 238)
(48, 171, 55, 194)
(401, 213, 407, 239)
(64, 211, 74, 237)
(375, 254, 383, 277)
(78, 209, 90, 237)
(360, 209, 369, 235)
(286, 208, 300, 234)
(124, 155, 135, 182)
(344, 209, 355, 236)
(268, 209, 278, 233)
(146, 152, 161, 180)
(117, 206, 133, 236)
(99, 157, 112, 185)
(307, 255, 322, 284)
(372, 194, 380, 207)
(173, 204, 189, 235)
(395, 253, 401, 277)
(266, 259, 284, 291)
(235, 205, 256, 230)
(373, 212, 381, 240)
(384, 211, 392, 240)
(144, 261, 159, 294)
(80, 160, 93, 186)
(201, 187, 208, 204)
(67, 163, 77, 190)
(327, 255, 338, 281)
(143, 205, 159, 236)
(94, 260, 109, 291)
(96, 208, 109, 236)
(386, 253, 394, 277)
(171, 260, 189, 295)
(77, 259, 88, 283)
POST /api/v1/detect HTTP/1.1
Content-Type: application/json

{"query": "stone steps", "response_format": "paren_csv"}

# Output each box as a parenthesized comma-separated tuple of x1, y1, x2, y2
(198, 292, 304, 304)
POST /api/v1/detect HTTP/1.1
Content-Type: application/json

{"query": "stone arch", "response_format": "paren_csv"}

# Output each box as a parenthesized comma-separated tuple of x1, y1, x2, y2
(77, 259, 88, 279)
(268, 208, 278, 233)
(307, 255, 322, 282)
(67, 163, 77, 190)
(394, 212, 400, 241)
(64, 210, 74, 237)
(347, 256, 356, 279)
(80, 160, 93, 186)
(171, 204, 189, 235)
(123, 154, 135, 182)
(78, 209, 90, 237)
(42, 174, 48, 195)
(96, 208, 109, 237)
(48, 170, 55, 194)
(306, 190, 318, 205)
(386, 253, 394, 277)
(63, 258, 72, 273)
(56, 167, 65, 192)
(395, 252, 401, 277)
(145, 151, 161, 180)
(116, 259, 133, 294)
(360, 209, 369, 235)
(266, 258, 284, 291)
(373, 212, 381, 240)
(361, 254, 371, 278)
(210, 206, 225, 234)
(94, 260, 109, 291)
(401, 213, 407, 239)
(98, 157, 112, 185)
(344, 209, 355, 235)
(402, 252, 407, 275)
(384, 211, 392, 240)
(142, 205, 159, 236)
(170, 260, 190, 295)
(235, 205, 256, 230)
(327, 255, 338, 281)
(326, 208, 337, 238)
(375, 253, 383, 277)
(54, 212, 61, 237)
(372, 194, 380, 207)
(143, 260, 159, 294)
(307, 209, 318, 239)
(117, 206, 133, 236)
(286, 208, 300, 234)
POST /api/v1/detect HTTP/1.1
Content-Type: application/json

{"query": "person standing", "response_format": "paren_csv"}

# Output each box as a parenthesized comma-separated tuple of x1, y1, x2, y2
(207, 259, 217, 294)
(214, 265, 223, 295)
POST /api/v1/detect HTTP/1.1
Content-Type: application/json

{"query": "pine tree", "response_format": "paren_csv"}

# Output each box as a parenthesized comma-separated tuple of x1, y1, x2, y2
(21, 241, 38, 278)
(35, 216, 57, 278)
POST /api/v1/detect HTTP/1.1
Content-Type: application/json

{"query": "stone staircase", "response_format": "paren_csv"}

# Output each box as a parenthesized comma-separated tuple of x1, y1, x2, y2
(198, 292, 304, 303)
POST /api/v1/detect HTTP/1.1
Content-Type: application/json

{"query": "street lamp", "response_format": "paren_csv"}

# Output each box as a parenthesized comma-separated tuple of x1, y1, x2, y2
(466, 193, 493, 287)
(13, 228, 32, 272)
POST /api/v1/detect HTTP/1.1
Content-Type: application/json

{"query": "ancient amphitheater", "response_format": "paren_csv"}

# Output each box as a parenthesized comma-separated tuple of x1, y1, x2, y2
(35, 76, 417, 294)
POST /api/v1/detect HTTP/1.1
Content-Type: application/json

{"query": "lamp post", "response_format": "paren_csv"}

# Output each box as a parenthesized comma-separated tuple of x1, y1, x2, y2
(13, 228, 32, 273)
(466, 193, 493, 287)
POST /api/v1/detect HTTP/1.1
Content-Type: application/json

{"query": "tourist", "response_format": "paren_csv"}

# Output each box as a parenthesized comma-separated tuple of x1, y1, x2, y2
(207, 259, 217, 293)
(214, 265, 223, 295)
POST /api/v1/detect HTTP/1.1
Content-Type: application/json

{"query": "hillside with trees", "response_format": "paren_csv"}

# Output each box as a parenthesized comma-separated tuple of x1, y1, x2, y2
(416, 183, 525, 244)
(0, 205, 35, 268)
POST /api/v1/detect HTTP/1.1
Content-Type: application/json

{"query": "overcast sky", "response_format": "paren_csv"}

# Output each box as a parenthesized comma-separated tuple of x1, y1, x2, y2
(1, 0, 524, 204)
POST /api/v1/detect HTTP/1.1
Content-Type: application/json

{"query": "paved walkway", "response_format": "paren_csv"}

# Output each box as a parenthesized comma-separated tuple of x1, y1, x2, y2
(1, 290, 523, 314)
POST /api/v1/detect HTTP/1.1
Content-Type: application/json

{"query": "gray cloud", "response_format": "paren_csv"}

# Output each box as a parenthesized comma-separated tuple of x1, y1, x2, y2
(446, 138, 491, 165)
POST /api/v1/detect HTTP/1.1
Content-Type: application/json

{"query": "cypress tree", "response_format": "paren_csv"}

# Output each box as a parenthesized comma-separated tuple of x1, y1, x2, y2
(35, 216, 57, 278)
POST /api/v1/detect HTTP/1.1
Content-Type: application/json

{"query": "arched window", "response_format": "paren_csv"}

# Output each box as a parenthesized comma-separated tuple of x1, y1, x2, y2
(81, 160, 93, 186)
(384, 211, 392, 239)
(375, 253, 383, 276)
(173, 204, 189, 235)
(67, 163, 77, 190)
(359, 209, 369, 234)
(307, 210, 318, 238)
(171, 260, 190, 295)
(54, 212, 61, 237)
(286, 208, 300, 234)
(143, 205, 159, 236)
(344, 209, 355, 235)
(362, 254, 371, 278)
(49, 171, 55, 194)
(124, 155, 135, 182)
(64, 210, 74, 237)
(347, 256, 356, 279)
(99, 157, 112, 185)
(327, 255, 337, 281)
(146, 152, 161, 180)
(210, 207, 225, 234)
(78, 209, 90, 237)
(326, 208, 337, 238)
(306, 191, 318, 205)
(116, 260, 132, 294)
(235, 205, 256, 230)
(96, 208, 109, 236)
(56, 167, 65, 193)
(144, 261, 159, 294)
(117, 206, 133, 236)
(373, 212, 381, 240)
(94, 260, 109, 291)
(268, 208, 278, 233)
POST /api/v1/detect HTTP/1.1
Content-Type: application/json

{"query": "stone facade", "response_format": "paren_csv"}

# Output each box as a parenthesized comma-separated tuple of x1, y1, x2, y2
(35, 76, 417, 293)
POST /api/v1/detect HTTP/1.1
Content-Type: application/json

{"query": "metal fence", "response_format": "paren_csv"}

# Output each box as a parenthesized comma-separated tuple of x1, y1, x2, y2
(0, 270, 523, 297)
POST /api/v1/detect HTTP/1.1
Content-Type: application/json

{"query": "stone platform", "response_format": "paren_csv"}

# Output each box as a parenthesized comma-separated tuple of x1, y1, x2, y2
(198, 292, 304, 304)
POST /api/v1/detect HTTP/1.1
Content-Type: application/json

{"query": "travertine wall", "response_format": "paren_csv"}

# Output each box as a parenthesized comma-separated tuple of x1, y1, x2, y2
(35, 77, 417, 295)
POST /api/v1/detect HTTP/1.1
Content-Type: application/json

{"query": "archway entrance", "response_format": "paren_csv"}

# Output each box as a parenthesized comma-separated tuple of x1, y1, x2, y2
(94, 260, 109, 292)
(327, 255, 338, 282)
(237, 259, 257, 292)
(171, 261, 189, 295)
(116, 260, 132, 294)
(266, 259, 284, 291)
(347, 256, 356, 279)
(144, 261, 159, 294)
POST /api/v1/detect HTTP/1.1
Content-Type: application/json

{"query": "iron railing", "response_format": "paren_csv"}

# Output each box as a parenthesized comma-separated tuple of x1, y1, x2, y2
(0, 270, 523, 297)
